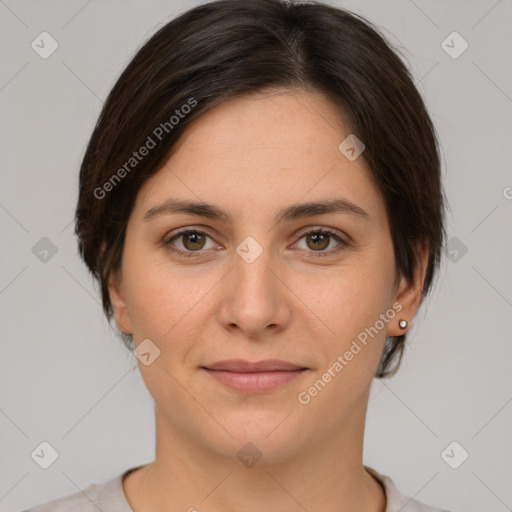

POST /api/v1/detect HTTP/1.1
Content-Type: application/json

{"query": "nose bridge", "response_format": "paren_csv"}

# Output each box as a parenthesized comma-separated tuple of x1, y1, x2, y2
(233, 234, 276, 302)
(219, 233, 286, 334)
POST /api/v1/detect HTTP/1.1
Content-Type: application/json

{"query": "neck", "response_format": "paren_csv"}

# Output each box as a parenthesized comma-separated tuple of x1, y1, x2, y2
(123, 401, 386, 512)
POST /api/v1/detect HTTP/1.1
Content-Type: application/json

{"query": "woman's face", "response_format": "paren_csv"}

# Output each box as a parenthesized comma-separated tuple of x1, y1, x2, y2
(109, 88, 422, 462)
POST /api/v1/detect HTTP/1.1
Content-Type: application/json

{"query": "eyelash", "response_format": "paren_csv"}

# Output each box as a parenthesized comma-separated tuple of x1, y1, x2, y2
(162, 227, 349, 259)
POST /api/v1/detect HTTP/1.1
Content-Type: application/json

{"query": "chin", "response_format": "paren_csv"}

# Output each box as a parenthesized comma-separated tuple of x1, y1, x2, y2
(201, 408, 308, 465)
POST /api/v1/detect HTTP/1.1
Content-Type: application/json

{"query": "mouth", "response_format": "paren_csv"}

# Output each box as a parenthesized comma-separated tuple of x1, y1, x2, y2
(200, 359, 309, 394)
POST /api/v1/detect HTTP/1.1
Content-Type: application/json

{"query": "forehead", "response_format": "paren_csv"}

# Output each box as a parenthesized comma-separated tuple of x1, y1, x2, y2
(177, 88, 349, 160)
(133, 88, 386, 225)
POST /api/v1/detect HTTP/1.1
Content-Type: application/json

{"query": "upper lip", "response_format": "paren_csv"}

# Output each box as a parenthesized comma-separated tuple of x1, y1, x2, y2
(203, 359, 307, 372)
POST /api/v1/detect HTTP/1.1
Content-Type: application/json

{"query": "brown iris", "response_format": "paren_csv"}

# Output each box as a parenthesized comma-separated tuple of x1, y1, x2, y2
(182, 232, 206, 251)
(305, 232, 330, 251)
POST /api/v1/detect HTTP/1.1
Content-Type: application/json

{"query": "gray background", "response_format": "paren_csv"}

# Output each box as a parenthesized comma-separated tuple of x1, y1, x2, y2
(1, 0, 511, 511)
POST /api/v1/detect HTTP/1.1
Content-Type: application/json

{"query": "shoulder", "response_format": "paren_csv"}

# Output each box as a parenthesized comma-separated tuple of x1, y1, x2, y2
(20, 468, 136, 512)
(21, 482, 102, 512)
(365, 466, 453, 512)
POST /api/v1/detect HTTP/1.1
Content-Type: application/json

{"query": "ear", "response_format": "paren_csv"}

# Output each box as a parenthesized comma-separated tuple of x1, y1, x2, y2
(108, 267, 133, 335)
(387, 243, 429, 337)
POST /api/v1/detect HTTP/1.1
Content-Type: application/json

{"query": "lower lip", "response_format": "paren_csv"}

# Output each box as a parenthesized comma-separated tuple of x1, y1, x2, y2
(202, 369, 306, 393)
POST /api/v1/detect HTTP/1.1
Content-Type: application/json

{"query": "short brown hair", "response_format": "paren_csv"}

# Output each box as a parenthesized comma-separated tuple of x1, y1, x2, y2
(75, 0, 446, 377)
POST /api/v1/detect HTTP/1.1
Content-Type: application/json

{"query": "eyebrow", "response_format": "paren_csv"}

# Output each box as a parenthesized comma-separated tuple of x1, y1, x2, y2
(143, 197, 370, 224)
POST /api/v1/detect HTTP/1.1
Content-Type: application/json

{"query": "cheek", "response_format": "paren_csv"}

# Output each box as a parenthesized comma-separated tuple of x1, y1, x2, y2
(121, 241, 178, 338)
(122, 244, 218, 343)
(297, 247, 396, 360)
(122, 226, 396, 353)
(310, 256, 394, 323)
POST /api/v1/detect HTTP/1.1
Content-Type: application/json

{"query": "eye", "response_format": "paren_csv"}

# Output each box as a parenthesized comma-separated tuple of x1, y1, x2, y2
(293, 228, 348, 256)
(163, 229, 218, 257)
(163, 227, 349, 259)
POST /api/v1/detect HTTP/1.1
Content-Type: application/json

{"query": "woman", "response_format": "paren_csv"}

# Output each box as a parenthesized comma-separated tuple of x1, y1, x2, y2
(25, 0, 449, 510)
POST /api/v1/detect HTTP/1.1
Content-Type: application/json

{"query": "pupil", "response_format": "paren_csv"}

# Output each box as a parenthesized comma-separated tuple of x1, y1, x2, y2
(185, 233, 204, 250)
(309, 233, 329, 250)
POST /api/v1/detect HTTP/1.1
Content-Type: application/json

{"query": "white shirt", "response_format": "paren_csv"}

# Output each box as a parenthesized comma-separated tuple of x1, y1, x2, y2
(22, 465, 451, 512)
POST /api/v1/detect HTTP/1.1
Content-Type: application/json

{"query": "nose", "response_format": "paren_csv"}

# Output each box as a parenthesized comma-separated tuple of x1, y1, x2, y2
(217, 238, 291, 339)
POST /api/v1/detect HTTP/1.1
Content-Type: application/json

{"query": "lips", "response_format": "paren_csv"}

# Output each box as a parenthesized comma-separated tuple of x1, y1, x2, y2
(203, 359, 307, 372)
(201, 359, 308, 393)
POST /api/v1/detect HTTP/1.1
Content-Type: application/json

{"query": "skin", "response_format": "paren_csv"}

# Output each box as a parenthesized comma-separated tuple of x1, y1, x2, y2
(109, 88, 427, 512)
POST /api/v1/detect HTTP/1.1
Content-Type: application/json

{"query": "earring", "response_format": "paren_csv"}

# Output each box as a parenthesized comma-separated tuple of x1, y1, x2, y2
(398, 319, 408, 330)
